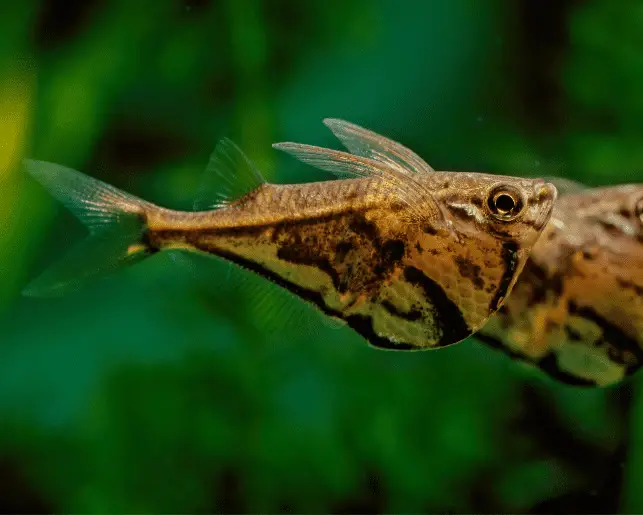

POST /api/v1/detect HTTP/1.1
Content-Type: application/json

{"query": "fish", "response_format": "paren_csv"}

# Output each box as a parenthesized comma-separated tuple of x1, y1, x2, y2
(22, 119, 557, 350)
(477, 179, 643, 387)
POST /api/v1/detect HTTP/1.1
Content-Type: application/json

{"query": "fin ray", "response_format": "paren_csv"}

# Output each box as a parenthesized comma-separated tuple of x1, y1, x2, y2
(23, 231, 150, 297)
(194, 138, 265, 211)
(272, 142, 442, 224)
(178, 250, 344, 342)
(23, 159, 148, 233)
(215, 250, 345, 336)
(22, 159, 154, 297)
(323, 118, 435, 175)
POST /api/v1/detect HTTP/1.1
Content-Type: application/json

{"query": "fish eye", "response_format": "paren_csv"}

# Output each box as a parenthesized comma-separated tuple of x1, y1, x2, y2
(486, 185, 524, 221)
(635, 197, 643, 223)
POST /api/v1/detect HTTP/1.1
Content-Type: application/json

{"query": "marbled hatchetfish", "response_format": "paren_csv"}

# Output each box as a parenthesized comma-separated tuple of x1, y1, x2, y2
(23, 119, 557, 350)
(478, 179, 643, 386)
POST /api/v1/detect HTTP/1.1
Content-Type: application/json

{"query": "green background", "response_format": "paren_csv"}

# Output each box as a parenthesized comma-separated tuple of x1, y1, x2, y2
(2, 0, 643, 512)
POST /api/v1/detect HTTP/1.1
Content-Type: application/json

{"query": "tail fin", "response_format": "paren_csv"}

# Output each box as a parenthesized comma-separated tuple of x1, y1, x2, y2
(22, 159, 156, 297)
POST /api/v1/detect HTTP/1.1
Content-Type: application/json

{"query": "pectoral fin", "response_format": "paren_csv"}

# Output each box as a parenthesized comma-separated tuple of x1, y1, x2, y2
(273, 142, 442, 225)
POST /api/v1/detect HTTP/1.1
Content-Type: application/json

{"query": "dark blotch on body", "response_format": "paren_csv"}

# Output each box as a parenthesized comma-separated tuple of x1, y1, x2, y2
(454, 256, 485, 290)
(382, 239, 405, 261)
(403, 266, 470, 346)
(349, 215, 379, 242)
(277, 243, 344, 293)
(335, 241, 354, 263)
(374, 239, 406, 275)
(524, 261, 563, 306)
(564, 325, 583, 342)
(537, 353, 598, 387)
(489, 241, 520, 312)
(346, 314, 417, 350)
(381, 299, 423, 321)
(568, 301, 643, 367)
(582, 250, 596, 261)
(617, 278, 643, 297)
(475, 333, 597, 387)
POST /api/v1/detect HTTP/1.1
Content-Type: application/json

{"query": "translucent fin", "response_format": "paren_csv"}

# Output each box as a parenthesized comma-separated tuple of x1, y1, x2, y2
(273, 142, 395, 179)
(542, 176, 589, 196)
(22, 159, 154, 297)
(222, 256, 346, 338)
(22, 231, 151, 297)
(272, 142, 442, 224)
(23, 159, 149, 233)
(178, 250, 344, 346)
(167, 249, 201, 279)
(193, 138, 266, 211)
(323, 118, 435, 175)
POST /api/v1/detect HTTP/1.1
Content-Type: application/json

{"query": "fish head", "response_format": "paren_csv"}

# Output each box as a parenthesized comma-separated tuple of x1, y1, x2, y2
(629, 186, 643, 231)
(563, 184, 643, 242)
(606, 186, 643, 253)
(596, 184, 643, 240)
(421, 172, 558, 334)
(434, 172, 557, 247)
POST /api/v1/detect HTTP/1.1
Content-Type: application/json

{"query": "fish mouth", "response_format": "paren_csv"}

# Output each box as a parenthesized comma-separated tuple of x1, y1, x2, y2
(533, 181, 558, 231)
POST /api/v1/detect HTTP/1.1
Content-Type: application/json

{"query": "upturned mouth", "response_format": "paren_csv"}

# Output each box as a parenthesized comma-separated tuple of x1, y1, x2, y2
(534, 182, 558, 230)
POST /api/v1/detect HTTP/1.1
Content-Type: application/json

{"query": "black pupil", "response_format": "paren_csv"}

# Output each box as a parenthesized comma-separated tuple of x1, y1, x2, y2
(495, 194, 515, 213)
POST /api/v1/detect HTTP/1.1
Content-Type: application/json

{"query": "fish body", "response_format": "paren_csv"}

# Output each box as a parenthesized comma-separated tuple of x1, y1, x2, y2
(23, 119, 556, 350)
(478, 182, 643, 386)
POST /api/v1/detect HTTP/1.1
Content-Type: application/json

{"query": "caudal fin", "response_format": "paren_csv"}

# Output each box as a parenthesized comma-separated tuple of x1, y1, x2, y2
(23, 159, 156, 297)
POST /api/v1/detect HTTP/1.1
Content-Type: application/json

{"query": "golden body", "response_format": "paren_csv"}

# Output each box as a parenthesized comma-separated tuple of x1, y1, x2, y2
(23, 119, 556, 351)
(147, 175, 551, 349)
(478, 183, 643, 386)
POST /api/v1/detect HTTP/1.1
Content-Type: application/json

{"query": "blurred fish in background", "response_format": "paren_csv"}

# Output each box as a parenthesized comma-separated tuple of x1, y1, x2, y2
(2, 0, 643, 513)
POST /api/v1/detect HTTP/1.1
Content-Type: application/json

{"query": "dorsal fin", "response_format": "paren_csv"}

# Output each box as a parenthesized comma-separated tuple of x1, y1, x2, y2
(323, 118, 435, 175)
(272, 142, 442, 225)
(193, 138, 266, 211)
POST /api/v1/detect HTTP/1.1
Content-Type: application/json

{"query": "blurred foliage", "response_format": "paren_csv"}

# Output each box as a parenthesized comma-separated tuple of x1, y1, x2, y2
(2, 0, 643, 512)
